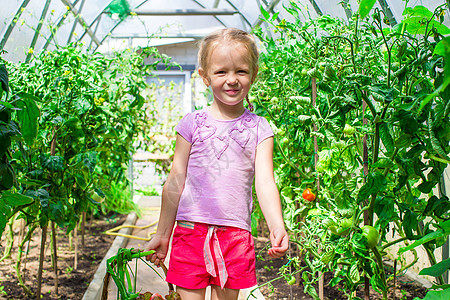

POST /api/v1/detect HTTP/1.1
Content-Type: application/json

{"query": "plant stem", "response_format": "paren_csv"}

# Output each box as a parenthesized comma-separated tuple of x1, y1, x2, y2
(0, 217, 14, 261)
(372, 247, 388, 300)
(15, 223, 37, 296)
(381, 237, 408, 251)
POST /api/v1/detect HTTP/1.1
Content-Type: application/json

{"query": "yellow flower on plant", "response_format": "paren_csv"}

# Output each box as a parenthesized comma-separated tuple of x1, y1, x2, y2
(28, 48, 34, 54)
(63, 70, 70, 76)
(94, 97, 105, 105)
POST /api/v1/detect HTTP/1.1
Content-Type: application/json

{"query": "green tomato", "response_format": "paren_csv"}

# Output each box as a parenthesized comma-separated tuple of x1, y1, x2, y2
(287, 276, 296, 285)
(270, 96, 279, 104)
(339, 218, 353, 228)
(308, 208, 322, 216)
(328, 225, 339, 235)
(343, 124, 356, 136)
(361, 225, 380, 249)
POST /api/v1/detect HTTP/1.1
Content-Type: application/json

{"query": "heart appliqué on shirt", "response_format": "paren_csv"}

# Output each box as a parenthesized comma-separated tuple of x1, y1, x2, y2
(229, 127, 250, 148)
(198, 124, 216, 142)
(241, 115, 257, 128)
(211, 136, 229, 159)
(195, 111, 207, 127)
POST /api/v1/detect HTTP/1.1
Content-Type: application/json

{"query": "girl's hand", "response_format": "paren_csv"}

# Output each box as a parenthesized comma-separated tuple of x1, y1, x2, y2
(268, 227, 289, 258)
(145, 234, 170, 267)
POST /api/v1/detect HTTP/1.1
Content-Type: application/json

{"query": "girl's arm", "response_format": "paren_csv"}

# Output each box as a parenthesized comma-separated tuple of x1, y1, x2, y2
(145, 134, 191, 265)
(255, 137, 289, 258)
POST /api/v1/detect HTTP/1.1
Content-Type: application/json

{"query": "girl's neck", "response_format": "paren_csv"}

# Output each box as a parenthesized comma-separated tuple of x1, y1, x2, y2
(209, 101, 245, 120)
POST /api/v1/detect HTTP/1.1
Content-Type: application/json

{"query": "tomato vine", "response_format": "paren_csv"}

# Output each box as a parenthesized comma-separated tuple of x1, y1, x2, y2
(252, 1, 450, 299)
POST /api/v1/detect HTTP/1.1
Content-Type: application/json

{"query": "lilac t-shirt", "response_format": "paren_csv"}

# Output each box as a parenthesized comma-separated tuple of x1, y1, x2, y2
(175, 107, 274, 232)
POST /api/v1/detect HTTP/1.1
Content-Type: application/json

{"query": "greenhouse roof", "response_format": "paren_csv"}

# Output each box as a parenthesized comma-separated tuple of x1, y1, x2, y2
(0, 0, 447, 63)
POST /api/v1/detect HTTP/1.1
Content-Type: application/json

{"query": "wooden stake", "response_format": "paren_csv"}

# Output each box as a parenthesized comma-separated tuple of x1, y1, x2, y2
(37, 224, 48, 297)
(363, 98, 370, 300)
(51, 221, 59, 295)
(81, 212, 86, 248)
(312, 77, 324, 300)
(74, 222, 78, 270)
(393, 259, 397, 300)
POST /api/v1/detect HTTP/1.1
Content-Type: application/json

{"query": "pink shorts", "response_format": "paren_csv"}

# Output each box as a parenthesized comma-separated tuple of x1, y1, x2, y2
(166, 221, 257, 290)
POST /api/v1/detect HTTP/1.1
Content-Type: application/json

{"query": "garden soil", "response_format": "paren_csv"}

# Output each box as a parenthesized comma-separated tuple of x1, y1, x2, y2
(0, 215, 428, 300)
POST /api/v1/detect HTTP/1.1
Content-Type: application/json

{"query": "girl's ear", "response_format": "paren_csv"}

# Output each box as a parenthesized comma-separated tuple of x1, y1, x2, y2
(198, 68, 210, 87)
(251, 67, 259, 84)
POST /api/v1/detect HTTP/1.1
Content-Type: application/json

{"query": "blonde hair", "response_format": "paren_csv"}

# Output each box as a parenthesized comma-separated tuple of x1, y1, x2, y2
(198, 28, 259, 78)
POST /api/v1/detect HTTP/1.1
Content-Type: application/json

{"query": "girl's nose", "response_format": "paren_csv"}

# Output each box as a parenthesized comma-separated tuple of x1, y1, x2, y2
(226, 74, 238, 85)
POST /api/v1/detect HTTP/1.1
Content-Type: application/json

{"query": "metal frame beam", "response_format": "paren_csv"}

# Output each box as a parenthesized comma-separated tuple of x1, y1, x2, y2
(26, 0, 51, 63)
(309, 0, 323, 16)
(191, 0, 228, 28)
(132, 8, 237, 16)
(42, 0, 81, 51)
(224, 0, 252, 30)
(0, 0, 32, 51)
(341, 0, 353, 20)
(377, 0, 397, 26)
(92, 0, 152, 52)
(253, 0, 281, 28)
(61, 0, 101, 46)
(67, 0, 86, 44)
(109, 34, 204, 39)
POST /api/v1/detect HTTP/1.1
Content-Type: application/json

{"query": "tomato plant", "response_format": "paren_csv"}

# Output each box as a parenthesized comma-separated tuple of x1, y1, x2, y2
(253, 1, 450, 299)
(0, 42, 178, 296)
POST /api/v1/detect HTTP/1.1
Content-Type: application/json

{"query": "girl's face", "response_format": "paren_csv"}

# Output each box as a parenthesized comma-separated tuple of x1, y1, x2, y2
(199, 42, 256, 108)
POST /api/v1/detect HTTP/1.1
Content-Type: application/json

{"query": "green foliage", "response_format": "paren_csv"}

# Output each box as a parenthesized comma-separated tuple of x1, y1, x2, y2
(252, 1, 450, 298)
(0, 42, 175, 239)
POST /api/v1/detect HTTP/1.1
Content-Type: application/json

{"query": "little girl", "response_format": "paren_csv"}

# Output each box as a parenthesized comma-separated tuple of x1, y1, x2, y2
(146, 28, 289, 300)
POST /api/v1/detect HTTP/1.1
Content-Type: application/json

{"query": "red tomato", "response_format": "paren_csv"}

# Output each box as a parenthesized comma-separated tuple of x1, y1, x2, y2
(302, 188, 316, 202)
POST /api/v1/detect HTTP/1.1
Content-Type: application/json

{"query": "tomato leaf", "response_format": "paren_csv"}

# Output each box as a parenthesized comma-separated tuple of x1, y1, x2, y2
(402, 209, 419, 240)
(336, 189, 356, 218)
(357, 172, 387, 203)
(419, 257, 450, 277)
(1, 191, 34, 206)
(379, 123, 394, 155)
(15, 92, 40, 146)
(260, 5, 270, 21)
(40, 155, 64, 172)
(403, 6, 433, 19)
(349, 263, 361, 284)
(358, 0, 376, 19)
(399, 229, 445, 254)
(0, 64, 9, 99)
(417, 180, 435, 194)
(433, 37, 450, 57)
(0, 199, 11, 238)
(413, 288, 450, 300)
(374, 196, 395, 231)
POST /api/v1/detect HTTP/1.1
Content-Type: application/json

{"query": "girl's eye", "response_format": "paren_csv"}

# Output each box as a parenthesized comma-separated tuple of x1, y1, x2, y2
(238, 70, 248, 74)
